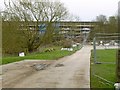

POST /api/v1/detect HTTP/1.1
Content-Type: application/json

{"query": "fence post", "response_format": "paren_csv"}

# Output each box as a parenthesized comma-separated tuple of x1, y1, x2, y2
(93, 37, 97, 64)
(117, 49, 120, 82)
(117, 1, 120, 83)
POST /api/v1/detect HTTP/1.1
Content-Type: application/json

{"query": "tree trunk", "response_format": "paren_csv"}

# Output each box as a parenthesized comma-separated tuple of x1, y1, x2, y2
(117, 49, 120, 82)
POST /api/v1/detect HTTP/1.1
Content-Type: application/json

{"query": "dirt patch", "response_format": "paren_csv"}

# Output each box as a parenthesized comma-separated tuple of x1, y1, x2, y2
(1, 60, 55, 88)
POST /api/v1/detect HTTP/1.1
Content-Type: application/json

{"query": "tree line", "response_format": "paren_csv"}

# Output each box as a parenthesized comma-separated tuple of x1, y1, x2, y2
(89, 15, 118, 40)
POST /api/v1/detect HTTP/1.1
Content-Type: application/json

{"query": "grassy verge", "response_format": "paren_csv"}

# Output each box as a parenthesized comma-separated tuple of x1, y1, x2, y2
(2, 46, 81, 65)
(90, 49, 117, 88)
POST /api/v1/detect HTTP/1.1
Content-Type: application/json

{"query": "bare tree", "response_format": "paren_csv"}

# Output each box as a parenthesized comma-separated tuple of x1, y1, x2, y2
(96, 15, 108, 33)
(67, 14, 80, 21)
(2, 0, 68, 53)
(108, 16, 118, 33)
(88, 15, 107, 41)
(39, 0, 68, 44)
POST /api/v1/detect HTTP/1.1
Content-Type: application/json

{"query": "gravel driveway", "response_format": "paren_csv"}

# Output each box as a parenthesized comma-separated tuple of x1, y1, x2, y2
(1, 45, 92, 88)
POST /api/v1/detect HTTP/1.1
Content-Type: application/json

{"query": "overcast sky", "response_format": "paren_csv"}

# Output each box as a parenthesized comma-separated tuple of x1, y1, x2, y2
(0, 0, 119, 21)
(59, 0, 119, 21)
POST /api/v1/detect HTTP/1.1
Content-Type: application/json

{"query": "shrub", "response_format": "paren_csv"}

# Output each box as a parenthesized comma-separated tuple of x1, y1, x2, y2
(44, 48, 55, 52)
(63, 39, 72, 48)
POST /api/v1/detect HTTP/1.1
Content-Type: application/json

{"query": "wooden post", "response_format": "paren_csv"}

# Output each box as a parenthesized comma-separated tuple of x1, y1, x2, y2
(117, 1, 120, 82)
(117, 50, 120, 82)
(93, 37, 97, 64)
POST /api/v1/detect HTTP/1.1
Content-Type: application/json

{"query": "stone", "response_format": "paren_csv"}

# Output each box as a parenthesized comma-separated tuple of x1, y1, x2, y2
(32, 64, 50, 71)
(55, 63, 64, 67)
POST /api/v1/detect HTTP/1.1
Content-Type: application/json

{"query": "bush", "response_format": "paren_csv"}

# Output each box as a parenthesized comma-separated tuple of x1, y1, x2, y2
(63, 39, 72, 48)
(53, 41, 64, 46)
(44, 48, 55, 52)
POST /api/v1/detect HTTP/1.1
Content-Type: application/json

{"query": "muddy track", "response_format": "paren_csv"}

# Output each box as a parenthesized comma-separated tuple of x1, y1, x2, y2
(2, 60, 55, 88)
(3, 68, 36, 87)
(1, 45, 92, 88)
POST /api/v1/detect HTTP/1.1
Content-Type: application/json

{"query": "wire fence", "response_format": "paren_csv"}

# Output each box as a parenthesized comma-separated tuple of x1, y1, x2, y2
(91, 33, 120, 88)
(93, 33, 120, 64)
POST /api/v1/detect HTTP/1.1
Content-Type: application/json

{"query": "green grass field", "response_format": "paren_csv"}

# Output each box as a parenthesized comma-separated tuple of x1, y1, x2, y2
(2, 46, 81, 65)
(90, 49, 117, 88)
